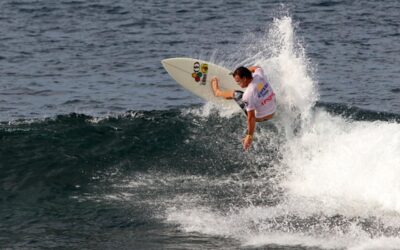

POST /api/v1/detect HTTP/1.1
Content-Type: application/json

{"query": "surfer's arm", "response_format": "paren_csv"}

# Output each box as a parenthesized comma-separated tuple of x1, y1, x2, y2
(243, 110, 256, 150)
(211, 77, 234, 99)
(247, 66, 261, 73)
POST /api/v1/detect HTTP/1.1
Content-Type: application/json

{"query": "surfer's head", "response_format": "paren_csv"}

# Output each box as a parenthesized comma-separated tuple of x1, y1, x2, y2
(232, 66, 252, 88)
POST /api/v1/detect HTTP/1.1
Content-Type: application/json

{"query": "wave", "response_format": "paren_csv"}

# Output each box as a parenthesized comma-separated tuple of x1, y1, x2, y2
(1, 103, 400, 249)
(0, 109, 256, 198)
(1, 104, 398, 186)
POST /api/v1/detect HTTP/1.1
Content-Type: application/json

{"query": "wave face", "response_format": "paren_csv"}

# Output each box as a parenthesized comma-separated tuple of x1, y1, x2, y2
(2, 14, 400, 249)
(2, 107, 399, 249)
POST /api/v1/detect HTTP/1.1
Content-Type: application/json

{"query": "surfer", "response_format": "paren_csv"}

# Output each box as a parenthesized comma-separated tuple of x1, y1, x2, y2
(211, 66, 276, 150)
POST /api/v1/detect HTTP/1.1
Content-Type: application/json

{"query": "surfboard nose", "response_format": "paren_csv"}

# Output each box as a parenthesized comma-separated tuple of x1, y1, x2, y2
(161, 58, 176, 74)
(162, 58, 193, 76)
(161, 58, 169, 68)
(162, 58, 186, 68)
(161, 58, 171, 66)
(161, 58, 182, 72)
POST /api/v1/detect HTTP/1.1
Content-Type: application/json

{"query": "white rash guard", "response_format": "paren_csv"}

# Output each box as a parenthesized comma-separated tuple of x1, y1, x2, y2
(242, 67, 276, 118)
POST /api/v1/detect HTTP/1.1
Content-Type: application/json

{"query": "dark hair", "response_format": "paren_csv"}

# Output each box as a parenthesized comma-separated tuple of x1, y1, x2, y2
(232, 66, 252, 79)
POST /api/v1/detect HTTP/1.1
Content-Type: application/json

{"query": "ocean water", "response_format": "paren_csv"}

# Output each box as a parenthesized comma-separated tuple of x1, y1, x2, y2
(1, 1, 400, 249)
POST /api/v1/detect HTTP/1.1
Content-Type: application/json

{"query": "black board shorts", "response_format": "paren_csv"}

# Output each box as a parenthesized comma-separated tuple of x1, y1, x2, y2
(233, 90, 247, 116)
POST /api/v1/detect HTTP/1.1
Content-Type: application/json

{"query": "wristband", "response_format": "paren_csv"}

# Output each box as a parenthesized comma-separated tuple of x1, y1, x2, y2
(246, 134, 253, 140)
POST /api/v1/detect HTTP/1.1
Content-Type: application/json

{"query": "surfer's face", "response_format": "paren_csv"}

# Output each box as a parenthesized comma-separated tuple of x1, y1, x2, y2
(234, 75, 249, 88)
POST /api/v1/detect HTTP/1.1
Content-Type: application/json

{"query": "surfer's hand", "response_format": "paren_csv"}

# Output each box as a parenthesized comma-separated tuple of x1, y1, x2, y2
(211, 77, 220, 95)
(242, 134, 253, 150)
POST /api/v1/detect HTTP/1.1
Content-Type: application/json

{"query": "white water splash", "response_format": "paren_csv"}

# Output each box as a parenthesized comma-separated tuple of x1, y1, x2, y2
(165, 14, 400, 250)
(181, 101, 239, 119)
(283, 110, 400, 214)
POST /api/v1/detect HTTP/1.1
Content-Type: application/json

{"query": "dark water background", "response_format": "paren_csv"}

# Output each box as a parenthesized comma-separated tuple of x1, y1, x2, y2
(1, 1, 400, 249)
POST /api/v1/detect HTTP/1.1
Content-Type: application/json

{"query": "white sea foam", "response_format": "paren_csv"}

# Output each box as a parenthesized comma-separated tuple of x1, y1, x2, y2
(181, 101, 239, 119)
(283, 110, 400, 215)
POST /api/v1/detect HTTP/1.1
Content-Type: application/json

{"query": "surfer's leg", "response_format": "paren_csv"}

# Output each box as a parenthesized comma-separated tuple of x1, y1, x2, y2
(211, 77, 234, 99)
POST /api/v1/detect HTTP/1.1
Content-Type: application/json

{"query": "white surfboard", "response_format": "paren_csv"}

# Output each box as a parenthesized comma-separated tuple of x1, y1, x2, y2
(161, 58, 245, 111)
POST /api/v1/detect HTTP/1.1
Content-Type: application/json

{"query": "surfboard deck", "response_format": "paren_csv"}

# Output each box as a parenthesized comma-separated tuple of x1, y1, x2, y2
(161, 58, 245, 111)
